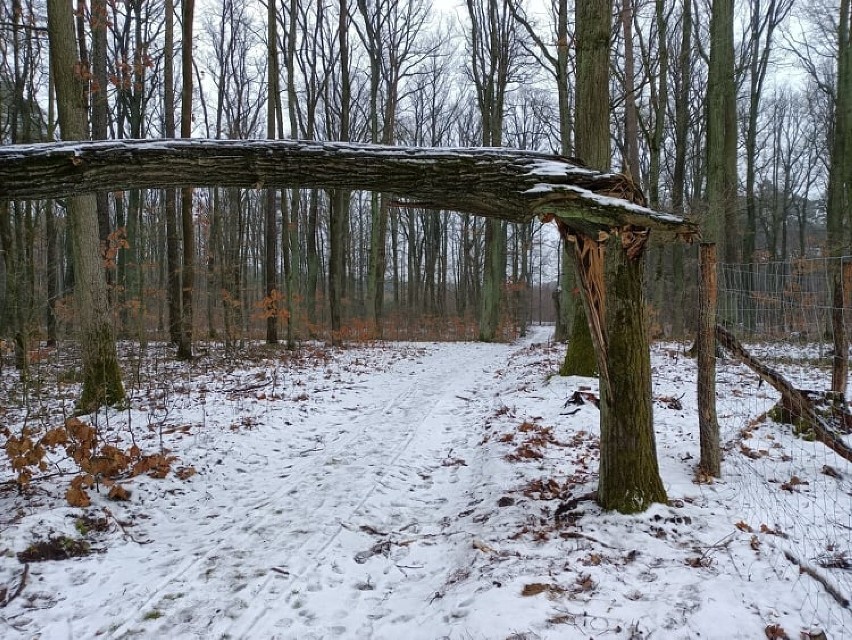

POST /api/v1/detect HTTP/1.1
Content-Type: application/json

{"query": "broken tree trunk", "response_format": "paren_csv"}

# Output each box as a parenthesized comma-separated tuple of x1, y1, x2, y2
(716, 324, 852, 463)
(0, 139, 700, 514)
(0, 140, 694, 240)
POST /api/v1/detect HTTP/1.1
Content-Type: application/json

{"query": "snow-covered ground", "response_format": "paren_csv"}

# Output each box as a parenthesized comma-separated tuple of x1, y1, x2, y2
(0, 326, 849, 639)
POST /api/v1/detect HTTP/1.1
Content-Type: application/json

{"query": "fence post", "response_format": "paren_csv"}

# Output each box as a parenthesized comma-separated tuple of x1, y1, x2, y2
(698, 242, 721, 476)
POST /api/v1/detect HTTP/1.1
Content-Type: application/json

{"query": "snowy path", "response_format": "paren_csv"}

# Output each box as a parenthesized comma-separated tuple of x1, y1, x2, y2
(58, 340, 508, 639)
(2, 327, 851, 640)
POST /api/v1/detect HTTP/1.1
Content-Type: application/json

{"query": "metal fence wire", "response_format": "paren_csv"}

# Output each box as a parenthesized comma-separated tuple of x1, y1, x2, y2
(716, 256, 852, 633)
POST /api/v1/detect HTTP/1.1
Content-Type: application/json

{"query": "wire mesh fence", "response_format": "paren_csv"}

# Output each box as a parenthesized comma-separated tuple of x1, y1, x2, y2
(716, 256, 852, 631)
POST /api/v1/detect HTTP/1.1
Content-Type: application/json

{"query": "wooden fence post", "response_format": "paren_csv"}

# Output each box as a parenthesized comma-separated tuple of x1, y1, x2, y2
(698, 242, 721, 477)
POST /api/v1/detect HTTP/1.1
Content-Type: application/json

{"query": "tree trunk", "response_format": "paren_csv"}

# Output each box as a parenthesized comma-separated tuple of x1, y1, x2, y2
(697, 243, 720, 475)
(328, 0, 351, 345)
(45, 201, 58, 346)
(164, 0, 181, 346)
(697, 0, 736, 475)
(46, 0, 124, 411)
(479, 218, 506, 341)
(265, 0, 280, 345)
(559, 0, 667, 512)
(177, 0, 195, 360)
(620, 0, 640, 181)
(562, 0, 610, 377)
(91, 0, 113, 306)
(828, 0, 852, 396)
(597, 233, 667, 511)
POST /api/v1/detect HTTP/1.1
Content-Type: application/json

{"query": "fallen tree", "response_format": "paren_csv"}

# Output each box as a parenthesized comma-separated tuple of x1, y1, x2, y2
(0, 139, 692, 239)
(716, 324, 852, 462)
(0, 139, 700, 513)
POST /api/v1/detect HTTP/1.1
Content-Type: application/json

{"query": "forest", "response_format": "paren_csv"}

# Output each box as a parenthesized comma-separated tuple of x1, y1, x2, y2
(1, 0, 852, 638)
(1, 0, 844, 362)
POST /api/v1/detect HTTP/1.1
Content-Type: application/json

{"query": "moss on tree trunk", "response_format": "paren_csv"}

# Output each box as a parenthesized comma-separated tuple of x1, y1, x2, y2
(561, 304, 597, 376)
(597, 236, 667, 513)
(77, 321, 126, 413)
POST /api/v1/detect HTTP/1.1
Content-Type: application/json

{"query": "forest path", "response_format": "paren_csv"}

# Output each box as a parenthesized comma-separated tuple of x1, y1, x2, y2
(102, 337, 519, 639)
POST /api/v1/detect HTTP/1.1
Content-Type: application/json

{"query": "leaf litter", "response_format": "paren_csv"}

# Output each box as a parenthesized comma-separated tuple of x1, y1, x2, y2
(0, 328, 848, 638)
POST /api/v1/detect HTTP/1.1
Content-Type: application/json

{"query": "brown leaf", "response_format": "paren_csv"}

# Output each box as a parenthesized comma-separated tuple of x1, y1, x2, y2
(521, 582, 565, 597)
(41, 428, 68, 447)
(108, 484, 131, 501)
(176, 466, 197, 481)
(765, 623, 789, 639)
(735, 520, 754, 533)
(66, 485, 91, 508)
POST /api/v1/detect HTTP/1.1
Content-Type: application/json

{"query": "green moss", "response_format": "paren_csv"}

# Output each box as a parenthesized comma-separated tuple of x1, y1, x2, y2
(595, 239, 667, 515)
(77, 353, 125, 414)
(560, 306, 597, 376)
(143, 610, 162, 621)
(792, 421, 816, 441)
(18, 535, 90, 562)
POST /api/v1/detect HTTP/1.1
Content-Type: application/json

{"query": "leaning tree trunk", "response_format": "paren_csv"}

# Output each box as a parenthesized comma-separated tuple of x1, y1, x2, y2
(46, 0, 124, 411)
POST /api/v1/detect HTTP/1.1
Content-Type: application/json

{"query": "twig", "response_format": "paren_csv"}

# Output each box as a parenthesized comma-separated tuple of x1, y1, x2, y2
(559, 530, 615, 549)
(223, 381, 272, 394)
(103, 508, 153, 545)
(781, 547, 850, 608)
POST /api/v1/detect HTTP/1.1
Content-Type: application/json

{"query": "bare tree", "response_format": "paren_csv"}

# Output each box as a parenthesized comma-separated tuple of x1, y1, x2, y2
(177, 0, 196, 359)
(827, 0, 852, 395)
(465, 0, 522, 342)
(46, 0, 125, 410)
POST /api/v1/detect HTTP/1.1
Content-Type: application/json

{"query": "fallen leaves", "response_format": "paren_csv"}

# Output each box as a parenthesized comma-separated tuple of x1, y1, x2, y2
(764, 623, 789, 639)
(504, 421, 566, 462)
(780, 475, 808, 492)
(3, 416, 183, 507)
(108, 485, 131, 501)
(521, 582, 565, 597)
(176, 466, 197, 481)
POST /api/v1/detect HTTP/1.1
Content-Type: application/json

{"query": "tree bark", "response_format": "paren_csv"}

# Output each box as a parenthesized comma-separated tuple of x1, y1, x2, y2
(265, 0, 280, 345)
(328, 0, 351, 345)
(0, 141, 694, 239)
(562, 0, 611, 378)
(698, 0, 736, 475)
(557, 0, 668, 512)
(46, 0, 125, 410)
(596, 232, 667, 511)
(164, 0, 181, 346)
(827, 0, 852, 396)
(697, 243, 720, 475)
(177, 0, 196, 360)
